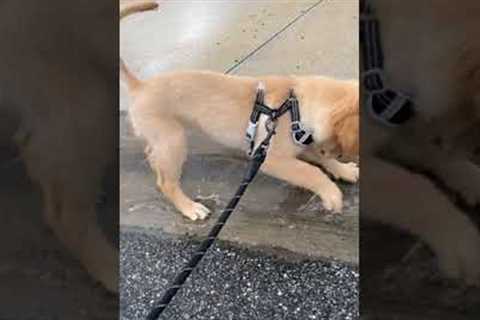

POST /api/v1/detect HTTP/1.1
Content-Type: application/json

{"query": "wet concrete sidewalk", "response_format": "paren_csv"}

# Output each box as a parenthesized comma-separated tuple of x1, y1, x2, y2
(120, 0, 359, 264)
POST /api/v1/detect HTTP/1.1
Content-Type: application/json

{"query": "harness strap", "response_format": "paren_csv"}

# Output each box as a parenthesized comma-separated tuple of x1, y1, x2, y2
(360, 0, 415, 126)
(288, 93, 314, 145)
(246, 84, 313, 156)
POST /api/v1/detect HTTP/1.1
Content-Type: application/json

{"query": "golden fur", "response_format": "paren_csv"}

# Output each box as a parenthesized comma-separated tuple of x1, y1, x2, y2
(121, 1, 359, 220)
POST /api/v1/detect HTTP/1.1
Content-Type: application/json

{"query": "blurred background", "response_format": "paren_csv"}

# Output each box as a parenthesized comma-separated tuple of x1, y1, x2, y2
(0, 1, 118, 319)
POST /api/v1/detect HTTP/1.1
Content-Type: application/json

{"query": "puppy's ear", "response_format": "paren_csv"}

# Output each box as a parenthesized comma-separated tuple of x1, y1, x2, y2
(331, 86, 359, 157)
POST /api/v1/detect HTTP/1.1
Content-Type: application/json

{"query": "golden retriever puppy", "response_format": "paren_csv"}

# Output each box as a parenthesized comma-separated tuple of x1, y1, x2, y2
(0, 1, 118, 292)
(121, 2, 359, 221)
(362, 0, 480, 285)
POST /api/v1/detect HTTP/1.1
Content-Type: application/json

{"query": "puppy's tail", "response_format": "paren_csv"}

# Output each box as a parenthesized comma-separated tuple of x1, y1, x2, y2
(120, 1, 158, 19)
(120, 1, 159, 91)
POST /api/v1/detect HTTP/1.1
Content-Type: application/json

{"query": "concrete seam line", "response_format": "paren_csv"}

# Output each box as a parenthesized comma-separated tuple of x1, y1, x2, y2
(224, 0, 324, 75)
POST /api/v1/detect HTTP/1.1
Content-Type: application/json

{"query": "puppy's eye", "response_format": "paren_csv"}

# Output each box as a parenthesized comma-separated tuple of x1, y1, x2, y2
(320, 150, 326, 155)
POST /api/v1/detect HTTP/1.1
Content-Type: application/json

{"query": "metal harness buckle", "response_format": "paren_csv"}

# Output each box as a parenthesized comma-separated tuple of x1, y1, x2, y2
(362, 68, 386, 94)
(290, 121, 313, 145)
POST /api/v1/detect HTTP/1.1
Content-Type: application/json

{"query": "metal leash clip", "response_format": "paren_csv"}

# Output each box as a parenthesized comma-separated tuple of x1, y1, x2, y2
(245, 120, 258, 157)
(265, 116, 278, 134)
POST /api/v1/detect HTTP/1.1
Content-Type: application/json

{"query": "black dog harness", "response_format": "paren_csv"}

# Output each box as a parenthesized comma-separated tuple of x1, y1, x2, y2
(360, 0, 415, 126)
(245, 83, 313, 156)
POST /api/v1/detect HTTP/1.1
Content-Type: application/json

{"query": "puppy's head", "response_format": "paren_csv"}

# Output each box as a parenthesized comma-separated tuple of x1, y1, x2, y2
(330, 85, 359, 161)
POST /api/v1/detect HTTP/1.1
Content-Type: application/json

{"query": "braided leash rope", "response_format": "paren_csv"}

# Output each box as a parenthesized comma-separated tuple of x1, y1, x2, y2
(146, 121, 278, 320)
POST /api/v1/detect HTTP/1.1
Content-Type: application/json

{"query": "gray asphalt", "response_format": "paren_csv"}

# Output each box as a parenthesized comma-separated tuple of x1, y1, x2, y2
(120, 229, 358, 320)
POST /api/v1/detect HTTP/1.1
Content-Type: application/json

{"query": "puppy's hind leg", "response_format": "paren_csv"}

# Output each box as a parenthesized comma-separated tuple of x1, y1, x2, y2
(146, 121, 210, 220)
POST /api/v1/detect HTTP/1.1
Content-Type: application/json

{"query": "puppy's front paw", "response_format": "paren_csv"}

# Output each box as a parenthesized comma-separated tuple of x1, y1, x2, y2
(438, 161, 480, 207)
(336, 162, 359, 183)
(182, 202, 211, 221)
(457, 183, 480, 208)
(436, 224, 480, 286)
(318, 183, 343, 214)
(446, 172, 480, 207)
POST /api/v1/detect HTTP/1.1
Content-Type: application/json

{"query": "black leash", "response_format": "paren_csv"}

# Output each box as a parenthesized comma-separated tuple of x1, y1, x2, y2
(146, 118, 279, 320)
